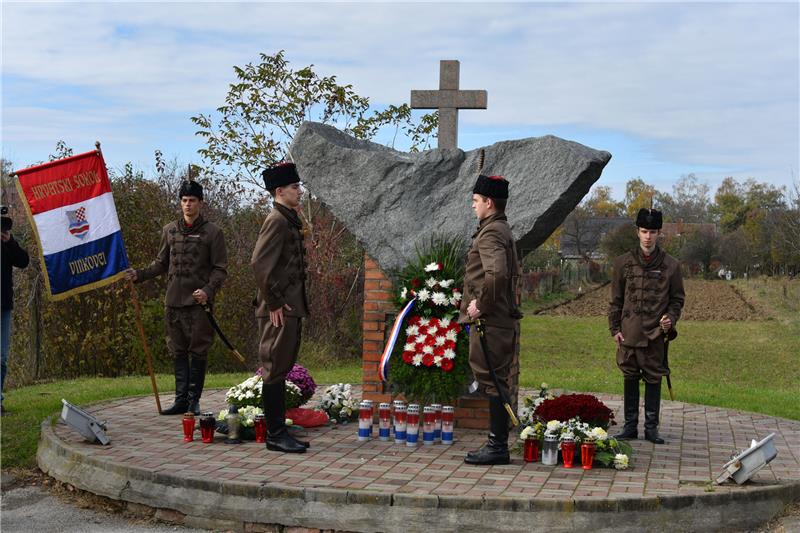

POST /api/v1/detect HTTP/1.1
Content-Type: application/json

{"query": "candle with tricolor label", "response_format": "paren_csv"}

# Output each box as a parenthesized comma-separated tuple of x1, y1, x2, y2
(393, 401, 407, 443)
(441, 405, 454, 445)
(406, 404, 420, 447)
(378, 402, 391, 441)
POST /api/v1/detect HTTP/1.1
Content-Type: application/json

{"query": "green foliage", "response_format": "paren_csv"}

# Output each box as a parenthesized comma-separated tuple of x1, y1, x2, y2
(599, 223, 638, 260)
(191, 50, 437, 190)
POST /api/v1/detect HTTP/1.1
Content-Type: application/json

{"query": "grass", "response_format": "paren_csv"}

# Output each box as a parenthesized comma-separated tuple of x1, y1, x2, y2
(3, 277, 798, 471)
(0, 365, 359, 470)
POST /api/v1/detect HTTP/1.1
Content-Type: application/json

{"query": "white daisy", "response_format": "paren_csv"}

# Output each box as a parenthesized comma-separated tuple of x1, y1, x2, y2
(419, 317, 430, 326)
(424, 262, 441, 272)
(405, 325, 419, 336)
(412, 354, 424, 366)
(439, 279, 454, 288)
(400, 287, 408, 299)
(403, 343, 415, 352)
(433, 356, 443, 366)
(422, 345, 434, 355)
(426, 277, 438, 288)
(445, 330, 458, 342)
(443, 348, 456, 359)
(417, 289, 430, 302)
(435, 335, 446, 346)
(439, 317, 451, 328)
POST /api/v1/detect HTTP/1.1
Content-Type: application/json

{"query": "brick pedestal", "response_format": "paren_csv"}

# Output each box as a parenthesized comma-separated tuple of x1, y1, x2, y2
(360, 253, 489, 429)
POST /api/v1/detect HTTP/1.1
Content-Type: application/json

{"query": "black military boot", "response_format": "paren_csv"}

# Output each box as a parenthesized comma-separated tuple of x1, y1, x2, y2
(186, 357, 207, 416)
(613, 379, 640, 440)
(644, 382, 665, 444)
(465, 396, 510, 465)
(263, 380, 305, 454)
(160, 355, 190, 415)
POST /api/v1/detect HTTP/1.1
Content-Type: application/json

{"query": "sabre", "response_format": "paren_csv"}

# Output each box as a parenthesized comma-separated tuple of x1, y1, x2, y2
(661, 314, 676, 401)
(474, 319, 520, 427)
(203, 304, 247, 365)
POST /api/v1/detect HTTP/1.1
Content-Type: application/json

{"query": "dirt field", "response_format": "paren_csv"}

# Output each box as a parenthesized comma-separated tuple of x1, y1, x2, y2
(542, 280, 773, 320)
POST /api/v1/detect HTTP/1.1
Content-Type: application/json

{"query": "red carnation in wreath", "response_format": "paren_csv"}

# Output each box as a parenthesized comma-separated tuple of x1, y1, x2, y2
(422, 353, 435, 367)
(441, 359, 454, 372)
(402, 351, 414, 364)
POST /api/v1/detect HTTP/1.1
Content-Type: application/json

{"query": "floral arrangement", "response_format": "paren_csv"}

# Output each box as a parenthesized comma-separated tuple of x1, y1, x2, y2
(518, 386, 631, 469)
(388, 236, 471, 403)
(517, 382, 554, 427)
(217, 405, 264, 428)
(225, 364, 313, 410)
(318, 383, 358, 422)
(286, 364, 317, 404)
(533, 393, 615, 430)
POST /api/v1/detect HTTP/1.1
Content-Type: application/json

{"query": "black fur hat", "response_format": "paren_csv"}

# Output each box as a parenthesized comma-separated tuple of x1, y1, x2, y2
(636, 208, 662, 229)
(472, 174, 509, 200)
(178, 180, 204, 200)
(262, 162, 300, 191)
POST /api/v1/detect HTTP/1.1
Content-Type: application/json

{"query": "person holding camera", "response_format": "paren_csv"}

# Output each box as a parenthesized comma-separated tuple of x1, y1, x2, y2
(1, 206, 30, 415)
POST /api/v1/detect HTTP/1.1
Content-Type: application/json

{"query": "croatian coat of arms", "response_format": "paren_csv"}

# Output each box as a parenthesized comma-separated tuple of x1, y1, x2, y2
(66, 207, 90, 238)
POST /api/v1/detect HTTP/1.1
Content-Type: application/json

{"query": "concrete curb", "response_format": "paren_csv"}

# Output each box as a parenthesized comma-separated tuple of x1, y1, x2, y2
(37, 416, 800, 533)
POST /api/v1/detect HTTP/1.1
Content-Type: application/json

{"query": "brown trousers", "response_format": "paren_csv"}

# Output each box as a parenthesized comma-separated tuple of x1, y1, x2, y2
(165, 305, 214, 361)
(257, 316, 302, 384)
(616, 340, 668, 384)
(469, 322, 520, 410)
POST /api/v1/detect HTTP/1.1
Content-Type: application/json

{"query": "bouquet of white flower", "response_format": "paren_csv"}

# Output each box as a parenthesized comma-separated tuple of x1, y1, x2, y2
(225, 374, 305, 410)
(517, 382, 555, 427)
(318, 383, 358, 422)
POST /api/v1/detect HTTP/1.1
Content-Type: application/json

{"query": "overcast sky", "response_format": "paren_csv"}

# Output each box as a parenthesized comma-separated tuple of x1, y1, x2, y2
(2, 1, 798, 201)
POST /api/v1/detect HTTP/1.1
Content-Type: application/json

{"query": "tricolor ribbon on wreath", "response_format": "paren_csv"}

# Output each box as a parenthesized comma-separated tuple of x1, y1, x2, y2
(378, 298, 417, 382)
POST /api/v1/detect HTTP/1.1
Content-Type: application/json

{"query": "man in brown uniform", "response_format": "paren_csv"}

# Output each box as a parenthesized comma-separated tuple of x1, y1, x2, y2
(126, 181, 228, 415)
(252, 162, 309, 454)
(459, 174, 523, 465)
(608, 208, 685, 444)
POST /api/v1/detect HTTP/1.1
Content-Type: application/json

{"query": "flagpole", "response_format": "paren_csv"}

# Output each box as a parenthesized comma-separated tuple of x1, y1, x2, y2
(95, 141, 162, 414)
(128, 279, 162, 413)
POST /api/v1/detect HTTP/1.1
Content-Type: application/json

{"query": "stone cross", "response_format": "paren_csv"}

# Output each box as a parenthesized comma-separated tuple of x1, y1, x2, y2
(410, 60, 488, 149)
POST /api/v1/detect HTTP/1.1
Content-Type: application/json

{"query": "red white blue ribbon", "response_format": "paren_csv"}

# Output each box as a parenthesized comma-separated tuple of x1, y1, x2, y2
(378, 298, 416, 382)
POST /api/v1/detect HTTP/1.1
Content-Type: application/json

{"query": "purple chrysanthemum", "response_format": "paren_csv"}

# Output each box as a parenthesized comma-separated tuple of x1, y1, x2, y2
(286, 364, 316, 404)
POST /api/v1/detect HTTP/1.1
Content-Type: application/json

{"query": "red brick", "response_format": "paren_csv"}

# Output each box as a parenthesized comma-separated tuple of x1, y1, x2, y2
(378, 280, 395, 290)
(368, 290, 393, 300)
(361, 341, 381, 352)
(363, 352, 382, 362)
(457, 397, 490, 409)
(363, 301, 380, 311)
(457, 417, 489, 430)
(361, 382, 378, 393)
(363, 312, 387, 322)
(365, 269, 385, 280)
(364, 331, 385, 341)
(364, 393, 392, 404)
(364, 280, 381, 290)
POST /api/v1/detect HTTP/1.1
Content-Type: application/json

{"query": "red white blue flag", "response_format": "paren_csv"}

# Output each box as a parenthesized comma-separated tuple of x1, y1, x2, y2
(14, 149, 129, 300)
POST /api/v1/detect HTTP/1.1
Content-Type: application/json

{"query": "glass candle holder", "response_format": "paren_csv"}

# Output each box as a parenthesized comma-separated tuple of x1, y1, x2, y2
(524, 437, 539, 463)
(224, 405, 242, 444)
(542, 434, 559, 465)
(378, 403, 391, 441)
(254, 414, 267, 443)
(422, 406, 435, 445)
(199, 412, 215, 443)
(358, 400, 372, 442)
(441, 406, 454, 445)
(561, 438, 576, 468)
(182, 413, 196, 442)
(431, 404, 442, 443)
(393, 401, 407, 443)
(581, 442, 596, 470)
(406, 404, 420, 447)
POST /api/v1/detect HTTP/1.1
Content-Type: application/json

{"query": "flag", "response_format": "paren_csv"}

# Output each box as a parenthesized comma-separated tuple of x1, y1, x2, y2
(14, 149, 129, 300)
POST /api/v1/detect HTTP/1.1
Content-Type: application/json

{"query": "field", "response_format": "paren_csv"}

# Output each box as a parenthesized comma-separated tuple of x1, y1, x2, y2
(541, 279, 773, 320)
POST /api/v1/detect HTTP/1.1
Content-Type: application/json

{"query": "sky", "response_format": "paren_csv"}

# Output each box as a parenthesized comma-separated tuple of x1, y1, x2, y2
(2, 1, 798, 201)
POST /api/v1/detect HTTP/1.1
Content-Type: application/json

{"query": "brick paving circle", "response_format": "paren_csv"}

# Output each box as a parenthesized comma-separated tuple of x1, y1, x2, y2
(38, 387, 800, 531)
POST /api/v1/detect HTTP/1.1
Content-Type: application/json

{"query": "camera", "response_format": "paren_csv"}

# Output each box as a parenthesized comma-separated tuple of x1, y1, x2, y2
(1, 205, 12, 232)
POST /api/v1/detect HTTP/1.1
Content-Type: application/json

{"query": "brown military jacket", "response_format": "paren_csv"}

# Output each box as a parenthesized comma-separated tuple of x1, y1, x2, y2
(608, 246, 685, 347)
(251, 203, 309, 318)
(458, 213, 523, 328)
(136, 215, 228, 307)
